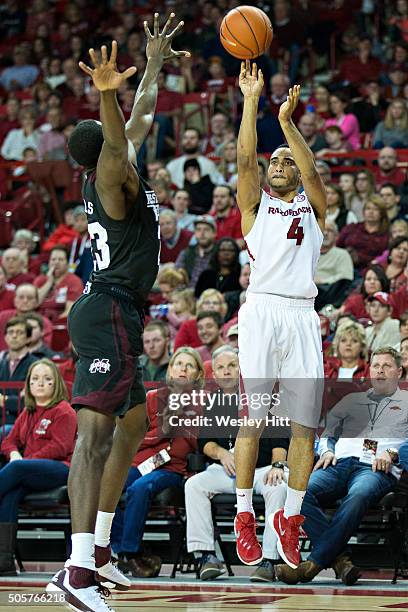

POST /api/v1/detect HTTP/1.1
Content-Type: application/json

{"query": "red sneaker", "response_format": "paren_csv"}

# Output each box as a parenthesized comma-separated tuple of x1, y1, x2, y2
(270, 509, 304, 569)
(234, 512, 263, 566)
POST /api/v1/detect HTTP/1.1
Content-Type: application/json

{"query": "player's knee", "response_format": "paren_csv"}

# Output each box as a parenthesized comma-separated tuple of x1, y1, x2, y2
(75, 429, 113, 463)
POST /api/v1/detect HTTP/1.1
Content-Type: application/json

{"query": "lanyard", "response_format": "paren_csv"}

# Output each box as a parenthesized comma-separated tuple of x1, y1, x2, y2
(367, 399, 392, 431)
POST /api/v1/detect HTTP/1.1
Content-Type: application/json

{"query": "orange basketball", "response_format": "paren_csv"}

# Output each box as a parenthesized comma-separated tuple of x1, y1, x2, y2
(220, 6, 273, 60)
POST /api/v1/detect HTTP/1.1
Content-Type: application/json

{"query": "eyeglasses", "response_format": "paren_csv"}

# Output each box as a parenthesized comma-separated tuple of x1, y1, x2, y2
(6, 328, 26, 336)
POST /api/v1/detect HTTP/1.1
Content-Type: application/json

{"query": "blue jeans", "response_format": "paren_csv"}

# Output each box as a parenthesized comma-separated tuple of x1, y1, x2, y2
(302, 457, 396, 568)
(111, 467, 183, 554)
(0, 459, 69, 522)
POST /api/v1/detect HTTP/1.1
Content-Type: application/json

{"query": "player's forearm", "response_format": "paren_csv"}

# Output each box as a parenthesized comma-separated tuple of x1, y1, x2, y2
(100, 90, 127, 151)
(279, 119, 318, 179)
(125, 58, 162, 141)
(237, 97, 259, 169)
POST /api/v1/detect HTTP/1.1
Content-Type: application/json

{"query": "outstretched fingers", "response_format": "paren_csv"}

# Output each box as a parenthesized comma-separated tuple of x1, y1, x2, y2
(101, 45, 108, 65)
(79, 61, 93, 76)
(88, 47, 98, 68)
(122, 66, 137, 80)
(144, 20, 153, 39)
(168, 19, 184, 39)
(153, 12, 160, 37)
(161, 12, 175, 36)
(109, 40, 118, 65)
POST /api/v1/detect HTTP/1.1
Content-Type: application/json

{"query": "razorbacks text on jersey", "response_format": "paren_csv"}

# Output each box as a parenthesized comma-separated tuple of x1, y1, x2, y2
(245, 190, 323, 299)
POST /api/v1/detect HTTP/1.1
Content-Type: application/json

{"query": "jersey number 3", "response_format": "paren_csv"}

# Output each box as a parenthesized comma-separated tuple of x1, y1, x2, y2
(287, 217, 304, 246)
(88, 221, 111, 271)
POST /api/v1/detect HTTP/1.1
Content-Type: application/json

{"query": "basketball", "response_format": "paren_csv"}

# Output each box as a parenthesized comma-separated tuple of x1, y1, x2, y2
(220, 6, 273, 60)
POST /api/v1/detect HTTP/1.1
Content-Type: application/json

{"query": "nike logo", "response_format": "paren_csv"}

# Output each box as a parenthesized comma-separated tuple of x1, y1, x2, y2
(278, 513, 286, 536)
(237, 494, 245, 497)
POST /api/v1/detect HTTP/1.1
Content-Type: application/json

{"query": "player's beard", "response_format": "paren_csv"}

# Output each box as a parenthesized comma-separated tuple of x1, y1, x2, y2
(269, 178, 296, 194)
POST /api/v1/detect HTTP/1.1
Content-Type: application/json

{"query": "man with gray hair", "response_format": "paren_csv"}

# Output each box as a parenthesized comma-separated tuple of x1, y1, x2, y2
(315, 160, 332, 184)
(185, 345, 290, 583)
(277, 346, 408, 586)
(0, 283, 53, 351)
(315, 220, 354, 311)
(297, 114, 326, 154)
(1, 248, 34, 290)
(159, 208, 193, 263)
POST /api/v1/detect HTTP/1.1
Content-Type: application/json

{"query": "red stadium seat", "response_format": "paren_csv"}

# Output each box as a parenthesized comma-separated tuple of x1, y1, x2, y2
(51, 324, 70, 353)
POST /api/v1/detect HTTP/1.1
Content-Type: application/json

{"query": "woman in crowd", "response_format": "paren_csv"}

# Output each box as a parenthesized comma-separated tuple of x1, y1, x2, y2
(325, 92, 360, 150)
(397, 311, 408, 350)
(325, 321, 369, 380)
(174, 289, 228, 350)
(353, 169, 376, 217)
(341, 264, 390, 320)
(381, 236, 408, 292)
(217, 139, 238, 184)
(167, 288, 196, 339)
(32, 82, 52, 119)
(325, 184, 358, 231)
(337, 196, 389, 272)
(339, 173, 364, 221)
(1, 108, 39, 161)
(401, 336, 408, 379)
(0, 359, 76, 575)
(308, 84, 331, 125)
(111, 347, 202, 578)
(195, 238, 241, 297)
(373, 99, 408, 148)
(156, 266, 188, 303)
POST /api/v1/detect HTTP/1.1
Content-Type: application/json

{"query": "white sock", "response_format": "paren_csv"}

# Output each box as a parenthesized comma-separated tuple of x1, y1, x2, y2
(284, 486, 306, 519)
(94, 511, 115, 548)
(236, 488, 254, 514)
(71, 533, 95, 570)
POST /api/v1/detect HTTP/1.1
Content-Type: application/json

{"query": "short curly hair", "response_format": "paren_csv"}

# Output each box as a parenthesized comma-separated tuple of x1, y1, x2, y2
(332, 320, 367, 360)
(68, 119, 104, 168)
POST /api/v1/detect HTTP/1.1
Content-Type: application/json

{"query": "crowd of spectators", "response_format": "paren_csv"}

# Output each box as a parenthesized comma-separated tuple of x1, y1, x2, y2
(1, 0, 408, 586)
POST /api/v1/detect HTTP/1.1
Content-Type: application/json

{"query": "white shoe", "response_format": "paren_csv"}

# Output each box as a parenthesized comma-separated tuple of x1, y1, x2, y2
(46, 568, 115, 612)
(96, 558, 131, 591)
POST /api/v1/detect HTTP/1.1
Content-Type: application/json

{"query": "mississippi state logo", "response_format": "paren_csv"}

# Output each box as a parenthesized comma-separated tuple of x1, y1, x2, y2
(35, 418, 51, 435)
(89, 358, 111, 374)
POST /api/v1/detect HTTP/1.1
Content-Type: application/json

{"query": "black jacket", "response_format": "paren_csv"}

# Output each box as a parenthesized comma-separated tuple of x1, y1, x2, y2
(0, 352, 38, 424)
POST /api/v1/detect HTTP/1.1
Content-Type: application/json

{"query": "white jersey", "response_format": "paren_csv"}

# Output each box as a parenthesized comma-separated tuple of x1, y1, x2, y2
(245, 190, 323, 299)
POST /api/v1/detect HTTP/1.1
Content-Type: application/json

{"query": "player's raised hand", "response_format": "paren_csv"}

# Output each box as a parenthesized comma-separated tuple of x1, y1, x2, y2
(278, 84, 301, 124)
(79, 41, 137, 92)
(144, 12, 191, 63)
(239, 60, 264, 99)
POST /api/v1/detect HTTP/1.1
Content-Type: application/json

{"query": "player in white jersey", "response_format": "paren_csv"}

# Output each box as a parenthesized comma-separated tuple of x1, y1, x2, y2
(233, 61, 327, 573)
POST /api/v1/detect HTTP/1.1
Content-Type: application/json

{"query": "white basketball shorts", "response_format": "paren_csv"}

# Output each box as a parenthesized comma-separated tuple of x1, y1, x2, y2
(238, 292, 324, 429)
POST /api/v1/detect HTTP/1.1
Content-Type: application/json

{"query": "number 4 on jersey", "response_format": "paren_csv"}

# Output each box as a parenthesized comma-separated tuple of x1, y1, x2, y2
(287, 217, 304, 246)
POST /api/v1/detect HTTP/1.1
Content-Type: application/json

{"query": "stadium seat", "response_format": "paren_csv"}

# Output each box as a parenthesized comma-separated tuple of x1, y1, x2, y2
(51, 324, 70, 353)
